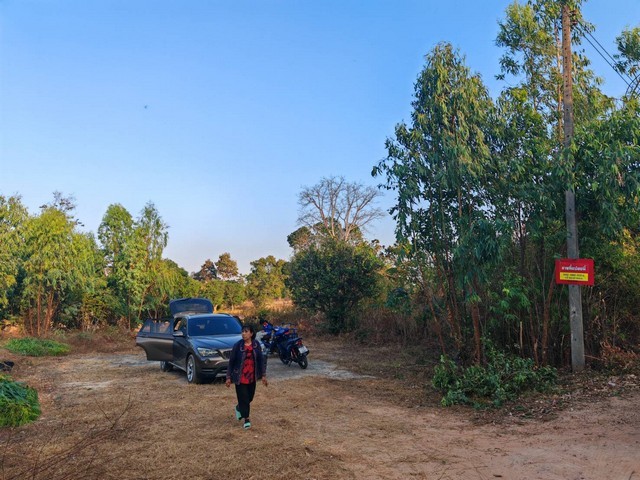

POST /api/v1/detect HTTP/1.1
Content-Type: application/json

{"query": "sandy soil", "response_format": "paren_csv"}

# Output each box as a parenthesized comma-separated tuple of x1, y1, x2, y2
(1, 339, 639, 480)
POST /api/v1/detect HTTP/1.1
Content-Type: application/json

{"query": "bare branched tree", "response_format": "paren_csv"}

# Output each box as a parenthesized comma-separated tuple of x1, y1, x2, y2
(297, 176, 384, 243)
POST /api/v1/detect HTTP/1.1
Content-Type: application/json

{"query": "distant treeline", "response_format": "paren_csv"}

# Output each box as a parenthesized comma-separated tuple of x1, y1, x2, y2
(0, 194, 288, 334)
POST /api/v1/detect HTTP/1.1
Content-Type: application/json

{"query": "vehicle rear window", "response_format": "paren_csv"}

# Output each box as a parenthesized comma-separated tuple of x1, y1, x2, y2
(188, 316, 242, 336)
(139, 320, 172, 334)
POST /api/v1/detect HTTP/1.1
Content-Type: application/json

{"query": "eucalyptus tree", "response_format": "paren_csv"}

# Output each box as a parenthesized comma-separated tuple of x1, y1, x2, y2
(374, 42, 495, 361)
(493, 0, 635, 364)
(614, 26, 640, 98)
(571, 97, 640, 353)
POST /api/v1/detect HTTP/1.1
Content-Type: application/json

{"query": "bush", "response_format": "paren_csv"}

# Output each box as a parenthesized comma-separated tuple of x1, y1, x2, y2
(5, 337, 71, 356)
(0, 375, 41, 427)
(432, 343, 557, 408)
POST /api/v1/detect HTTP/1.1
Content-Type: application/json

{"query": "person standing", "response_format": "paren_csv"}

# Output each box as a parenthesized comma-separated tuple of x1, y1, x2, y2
(226, 324, 268, 429)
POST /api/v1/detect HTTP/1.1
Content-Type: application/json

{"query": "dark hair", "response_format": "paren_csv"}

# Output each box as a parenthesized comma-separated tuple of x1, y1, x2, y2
(242, 324, 256, 340)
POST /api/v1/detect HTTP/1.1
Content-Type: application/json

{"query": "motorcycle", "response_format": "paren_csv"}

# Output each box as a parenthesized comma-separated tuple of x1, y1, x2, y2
(259, 321, 309, 369)
(275, 329, 309, 369)
(258, 321, 291, 356)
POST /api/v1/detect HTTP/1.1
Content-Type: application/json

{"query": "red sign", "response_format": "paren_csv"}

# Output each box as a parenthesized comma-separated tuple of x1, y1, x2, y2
(555, 258, 595, 286)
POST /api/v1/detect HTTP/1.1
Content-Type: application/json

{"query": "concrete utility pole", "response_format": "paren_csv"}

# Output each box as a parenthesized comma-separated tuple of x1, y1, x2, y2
(561, 4, 585, 372)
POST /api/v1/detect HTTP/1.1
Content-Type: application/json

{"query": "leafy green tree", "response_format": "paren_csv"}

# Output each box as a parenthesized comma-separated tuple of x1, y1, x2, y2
(58, 232, 106, 330)
(98, 204, 138, 325)
(286, 240, 383, 333)
(193, 259, 218, 282)
(0, 195, 28, 314)
(98, 204, 134, 271)
(132, 202, 169, 321)
(287, 226, 313, 253)
(144, 259, 200, 318)
(215, 252, 239, 280)
(614, 26, 640, 83)
(574, 100, 640, 241)
(223, 280, 246, 310)
(245, 255, 288, 308)
(199, 279, 226, 311)
(21, 201, 96, 335)
(97, 202, 168, 326)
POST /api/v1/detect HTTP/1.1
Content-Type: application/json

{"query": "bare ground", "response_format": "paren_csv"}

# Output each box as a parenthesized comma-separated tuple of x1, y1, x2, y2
(1, 336, 639, 480)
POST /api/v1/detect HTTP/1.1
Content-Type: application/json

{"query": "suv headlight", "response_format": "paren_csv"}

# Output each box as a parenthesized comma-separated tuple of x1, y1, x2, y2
(197, 347, 220, 357)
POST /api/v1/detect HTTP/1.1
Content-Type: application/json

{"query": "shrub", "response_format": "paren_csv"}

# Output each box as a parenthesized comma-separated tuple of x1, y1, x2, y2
(5, 337, 70, 356)
(598, 342, 640, 373)
(432, 343, 558, 408)
(0, 375, 41, 427)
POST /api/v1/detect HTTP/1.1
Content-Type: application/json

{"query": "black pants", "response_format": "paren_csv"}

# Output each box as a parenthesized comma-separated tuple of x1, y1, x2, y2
(235, 382, 256, 420)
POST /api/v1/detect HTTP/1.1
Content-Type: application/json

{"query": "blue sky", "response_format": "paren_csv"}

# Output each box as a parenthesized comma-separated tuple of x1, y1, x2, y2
(1, 0, 638, 274)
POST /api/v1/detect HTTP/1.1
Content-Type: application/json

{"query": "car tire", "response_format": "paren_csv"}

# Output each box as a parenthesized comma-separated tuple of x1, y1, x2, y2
(186, 354, 202, 384)
(160, 361, 173, 372)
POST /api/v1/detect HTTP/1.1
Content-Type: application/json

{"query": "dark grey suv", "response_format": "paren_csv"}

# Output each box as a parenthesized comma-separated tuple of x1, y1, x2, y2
(136, 298, 242, 384)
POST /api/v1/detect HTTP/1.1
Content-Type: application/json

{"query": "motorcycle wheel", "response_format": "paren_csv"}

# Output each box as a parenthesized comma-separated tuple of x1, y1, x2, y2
(279, 349, 290, 365)
(298, 355, 308, 369)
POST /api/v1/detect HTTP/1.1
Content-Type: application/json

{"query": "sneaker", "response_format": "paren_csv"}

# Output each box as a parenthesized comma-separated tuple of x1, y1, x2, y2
(235, 407, 242, 421)
(243, 421, 251, 429)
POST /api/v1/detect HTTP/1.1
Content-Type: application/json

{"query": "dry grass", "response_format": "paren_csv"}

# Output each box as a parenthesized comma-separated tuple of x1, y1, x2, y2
(0, 400, 140, 480)
(0, 333, 638, 480)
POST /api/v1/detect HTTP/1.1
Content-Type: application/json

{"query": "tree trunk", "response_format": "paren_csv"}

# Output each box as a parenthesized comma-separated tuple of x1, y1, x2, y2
(45, 291, 56, 335)
(528, 310, 539, 365)
(36, 288, 43, 336)
(542, 274, 555, 365)
(471, 302, 482, 364)
(445, 267, 463, 349)
(426, 291, 446, 354)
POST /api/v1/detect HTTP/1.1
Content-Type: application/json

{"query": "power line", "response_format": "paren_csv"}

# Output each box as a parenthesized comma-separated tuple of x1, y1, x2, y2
(578, 21, 622, 69)
(574, 20, 633, 88)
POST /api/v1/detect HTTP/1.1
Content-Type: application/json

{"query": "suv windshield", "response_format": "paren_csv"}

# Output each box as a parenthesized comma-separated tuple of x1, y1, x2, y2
(188, 316, 242, 337)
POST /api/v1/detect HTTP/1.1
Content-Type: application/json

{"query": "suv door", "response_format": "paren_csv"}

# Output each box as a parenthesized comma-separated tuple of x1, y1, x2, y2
(136, 318, 174, 361)
(172, 317, 190, 369)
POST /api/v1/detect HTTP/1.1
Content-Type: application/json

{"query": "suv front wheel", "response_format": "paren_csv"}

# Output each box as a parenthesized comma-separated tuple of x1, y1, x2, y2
(186, 354, 202, 384)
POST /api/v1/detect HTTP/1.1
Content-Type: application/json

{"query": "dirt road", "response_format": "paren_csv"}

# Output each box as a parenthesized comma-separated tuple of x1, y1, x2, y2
(2, 341, 639, 480)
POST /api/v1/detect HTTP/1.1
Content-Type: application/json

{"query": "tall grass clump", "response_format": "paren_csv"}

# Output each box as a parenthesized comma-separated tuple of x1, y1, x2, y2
(5, 337, 70, 356)
(432, 342, 558, 408)
(0, 375, 41, 427)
